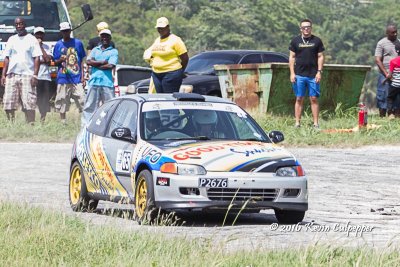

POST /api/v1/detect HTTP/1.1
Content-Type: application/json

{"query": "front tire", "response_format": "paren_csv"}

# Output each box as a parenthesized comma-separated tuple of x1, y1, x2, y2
(274, 210, 305, 224)
(69, 161, 98, 212)
(134, 170, 156, 224)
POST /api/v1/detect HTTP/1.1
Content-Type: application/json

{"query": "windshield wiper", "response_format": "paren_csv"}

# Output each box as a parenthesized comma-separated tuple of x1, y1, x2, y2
(241, 138, 268, 142)
(165, 136, 211, 141)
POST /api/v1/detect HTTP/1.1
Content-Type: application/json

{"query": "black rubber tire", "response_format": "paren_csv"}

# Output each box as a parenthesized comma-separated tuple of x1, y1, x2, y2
(134, 169, 157, 224)
(69, 161, 98, 212)
(274, 210, 305, 224)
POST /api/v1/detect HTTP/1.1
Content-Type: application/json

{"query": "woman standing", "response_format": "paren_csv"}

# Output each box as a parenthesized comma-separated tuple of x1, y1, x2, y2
(144, 17, 189, 93)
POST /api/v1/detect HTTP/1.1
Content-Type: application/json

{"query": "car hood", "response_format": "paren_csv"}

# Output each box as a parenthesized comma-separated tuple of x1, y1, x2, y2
(150, 140, 297, 172)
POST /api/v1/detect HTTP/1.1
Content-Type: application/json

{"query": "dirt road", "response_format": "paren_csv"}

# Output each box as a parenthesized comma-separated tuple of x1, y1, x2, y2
(1, 143, 399, 251)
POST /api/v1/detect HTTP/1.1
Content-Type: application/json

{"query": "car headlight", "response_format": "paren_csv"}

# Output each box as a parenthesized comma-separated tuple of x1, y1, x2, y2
(179, 84, 193, 93)
(275, 166, 305, 177)
(160, 163, 206, 175)
(126, 84, 137, 94)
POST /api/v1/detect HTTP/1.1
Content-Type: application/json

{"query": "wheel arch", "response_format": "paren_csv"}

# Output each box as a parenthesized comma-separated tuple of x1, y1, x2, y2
(133, 162, 153, 186)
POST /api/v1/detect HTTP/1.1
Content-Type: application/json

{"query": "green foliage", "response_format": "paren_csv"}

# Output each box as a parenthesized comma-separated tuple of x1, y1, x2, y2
(65, 0, 400, 74)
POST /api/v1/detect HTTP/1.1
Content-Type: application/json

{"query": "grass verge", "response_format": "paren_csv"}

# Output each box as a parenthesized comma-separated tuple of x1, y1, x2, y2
(0, 202, 399, 266)
(0, 105, 399, 147)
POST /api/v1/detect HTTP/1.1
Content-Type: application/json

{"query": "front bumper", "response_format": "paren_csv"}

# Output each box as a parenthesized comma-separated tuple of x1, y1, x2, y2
(153, 171, 308, 212)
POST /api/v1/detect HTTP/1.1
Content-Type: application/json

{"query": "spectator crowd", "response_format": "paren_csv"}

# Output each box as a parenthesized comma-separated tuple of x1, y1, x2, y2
(1, 16, 400, 128)
(1, 18, 119, 126)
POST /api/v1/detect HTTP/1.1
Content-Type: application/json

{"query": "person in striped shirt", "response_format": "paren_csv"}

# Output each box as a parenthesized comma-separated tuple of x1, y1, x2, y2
(385, 43, 400, 118)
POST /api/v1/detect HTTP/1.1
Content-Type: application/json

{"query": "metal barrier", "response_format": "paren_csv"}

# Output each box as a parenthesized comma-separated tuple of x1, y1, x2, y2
(215, 63, 371, 114)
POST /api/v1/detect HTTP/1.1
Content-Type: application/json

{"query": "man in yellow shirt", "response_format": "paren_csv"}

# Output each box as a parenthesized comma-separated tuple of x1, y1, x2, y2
(145, 17, 189, 93)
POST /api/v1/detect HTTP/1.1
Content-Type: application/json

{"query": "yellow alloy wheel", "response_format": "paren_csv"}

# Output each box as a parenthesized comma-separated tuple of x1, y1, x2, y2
(70, 165, 82, 205)
(135, 177, 148, 219)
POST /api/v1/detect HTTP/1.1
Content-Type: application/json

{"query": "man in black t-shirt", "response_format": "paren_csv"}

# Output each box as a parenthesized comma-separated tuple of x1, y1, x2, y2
(289, 18, 325, 128)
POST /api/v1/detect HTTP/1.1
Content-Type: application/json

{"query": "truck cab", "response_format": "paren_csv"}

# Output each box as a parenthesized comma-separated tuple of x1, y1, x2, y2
(0, 0, 91, 102)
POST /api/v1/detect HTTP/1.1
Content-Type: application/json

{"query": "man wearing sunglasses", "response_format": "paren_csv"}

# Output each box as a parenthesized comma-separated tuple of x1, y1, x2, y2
(289, 19, 325, 128)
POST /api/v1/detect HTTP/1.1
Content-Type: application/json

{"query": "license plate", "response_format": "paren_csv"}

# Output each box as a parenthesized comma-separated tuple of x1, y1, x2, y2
(198, 178, 228, 188)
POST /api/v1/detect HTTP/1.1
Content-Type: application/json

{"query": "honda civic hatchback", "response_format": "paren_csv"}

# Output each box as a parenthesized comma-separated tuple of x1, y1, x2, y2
(69, 93, 307, 224)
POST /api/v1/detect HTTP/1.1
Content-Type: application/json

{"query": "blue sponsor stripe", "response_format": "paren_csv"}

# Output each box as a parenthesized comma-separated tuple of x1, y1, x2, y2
(229, 158, 266, 172)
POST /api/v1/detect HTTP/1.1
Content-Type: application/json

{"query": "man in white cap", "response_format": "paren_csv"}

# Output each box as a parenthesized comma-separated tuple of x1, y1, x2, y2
(83, 29, 118, 126)
(145, 17, 189, 93)
(0, 17, 42, 123)
(34, 26, 53, 122)
(53, 22, 86, 124)
(87, 21, 115, 54)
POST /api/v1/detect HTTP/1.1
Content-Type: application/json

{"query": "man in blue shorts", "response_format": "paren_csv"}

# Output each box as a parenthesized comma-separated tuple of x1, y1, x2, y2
(289, 19, 325, 128)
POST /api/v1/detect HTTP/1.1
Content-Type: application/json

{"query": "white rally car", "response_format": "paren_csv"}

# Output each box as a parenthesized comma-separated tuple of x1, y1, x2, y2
(70, 93, 308, 224)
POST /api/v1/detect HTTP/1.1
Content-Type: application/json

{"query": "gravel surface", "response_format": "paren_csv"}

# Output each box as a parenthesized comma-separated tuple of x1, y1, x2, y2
(1, 142, 400, 251)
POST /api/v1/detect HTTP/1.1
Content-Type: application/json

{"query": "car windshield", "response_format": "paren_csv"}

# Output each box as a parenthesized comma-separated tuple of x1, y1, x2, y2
(185, 53, 242, 75)
(141, 101, 270, 142)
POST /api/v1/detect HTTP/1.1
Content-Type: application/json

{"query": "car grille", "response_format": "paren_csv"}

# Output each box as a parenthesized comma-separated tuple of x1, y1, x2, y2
(207, 188, 278, 202)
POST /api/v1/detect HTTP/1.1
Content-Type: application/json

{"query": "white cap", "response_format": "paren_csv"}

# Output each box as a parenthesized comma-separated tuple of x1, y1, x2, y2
(33, 26, 45, 34)
(59, 22, 71, 31)
(155, 17, 169, 28)
(99, 29, 111, 36)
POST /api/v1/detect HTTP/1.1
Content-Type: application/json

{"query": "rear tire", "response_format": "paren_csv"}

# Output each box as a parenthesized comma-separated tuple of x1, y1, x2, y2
(134, 170, 156, 224)
(274, 210, 305, 224)
(69, 161, 98, 212)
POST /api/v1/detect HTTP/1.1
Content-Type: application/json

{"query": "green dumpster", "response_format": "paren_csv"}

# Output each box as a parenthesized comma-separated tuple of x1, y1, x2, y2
(214, 63, 371, 114)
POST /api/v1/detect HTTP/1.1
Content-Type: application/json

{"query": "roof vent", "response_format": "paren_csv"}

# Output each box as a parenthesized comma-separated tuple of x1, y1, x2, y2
(172, 93, 205, 101)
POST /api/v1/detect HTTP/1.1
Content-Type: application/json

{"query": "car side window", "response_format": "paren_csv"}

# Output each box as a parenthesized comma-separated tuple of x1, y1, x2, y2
(107, 100, 138, 138)
(262, 54, 288, 63)
(87, 100, 119, 136)
(240, 54, 263, 64)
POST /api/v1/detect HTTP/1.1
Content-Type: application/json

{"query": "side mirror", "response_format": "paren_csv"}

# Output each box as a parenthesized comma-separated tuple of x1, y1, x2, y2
(268, 131, 284, 143)
(71, 4, 93, 31)
(111, 127, 136, 143)
(81, 4, 93, 22)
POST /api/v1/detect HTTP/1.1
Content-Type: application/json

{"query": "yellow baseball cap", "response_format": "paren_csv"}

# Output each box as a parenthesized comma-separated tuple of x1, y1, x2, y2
(96, 21, 109, 31)
(155, 17, 169, 28)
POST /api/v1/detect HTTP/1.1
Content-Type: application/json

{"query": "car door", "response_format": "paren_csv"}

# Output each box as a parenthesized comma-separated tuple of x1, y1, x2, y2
(103, 99, 139, 200)
(84, 99, 120, 196)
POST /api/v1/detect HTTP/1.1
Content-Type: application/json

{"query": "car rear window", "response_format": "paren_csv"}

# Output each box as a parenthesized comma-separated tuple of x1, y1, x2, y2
(87, 100, 119, 136)
(262, 54, 288, 63)
(117, 69, 151, 86)
(185, 53, 242, 75)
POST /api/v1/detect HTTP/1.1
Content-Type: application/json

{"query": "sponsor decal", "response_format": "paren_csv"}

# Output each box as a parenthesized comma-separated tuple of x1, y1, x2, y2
(116, 150, 132, 173)
(141, 102, 246, 117)
(171, 141, 256, 160)
(230, 147, 277, 157)
(173, 102, 213, 107)
(115, 128, 125, 138)
(156, 177, 170, 186)
(76, 133, 129, 197)
(142, 146, 162, 163)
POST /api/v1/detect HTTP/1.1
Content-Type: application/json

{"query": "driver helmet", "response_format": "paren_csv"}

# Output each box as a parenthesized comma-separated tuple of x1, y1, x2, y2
(145, 111, 161, 130)
(192, 110, 217, 129)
